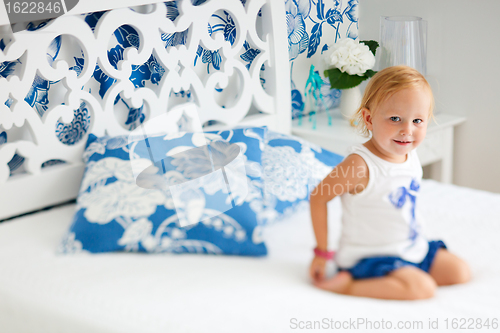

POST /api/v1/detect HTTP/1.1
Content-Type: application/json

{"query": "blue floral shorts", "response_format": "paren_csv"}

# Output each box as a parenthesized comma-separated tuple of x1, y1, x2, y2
(338, 240, 447, 280)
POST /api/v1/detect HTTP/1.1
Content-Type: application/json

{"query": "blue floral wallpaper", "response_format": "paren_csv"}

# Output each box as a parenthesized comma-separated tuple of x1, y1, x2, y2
(286, 0, 358, 119)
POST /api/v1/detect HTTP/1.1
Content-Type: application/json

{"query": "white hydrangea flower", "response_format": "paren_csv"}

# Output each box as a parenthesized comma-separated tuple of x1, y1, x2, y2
(326, 38, 375, 76)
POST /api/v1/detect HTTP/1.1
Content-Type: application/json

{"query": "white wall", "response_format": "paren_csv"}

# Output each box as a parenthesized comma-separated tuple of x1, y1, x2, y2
(359, 0, 500, 193)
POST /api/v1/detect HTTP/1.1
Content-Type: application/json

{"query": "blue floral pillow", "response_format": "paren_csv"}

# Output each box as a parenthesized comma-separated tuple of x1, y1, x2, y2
(261, 130, 344, 223)
(59, 127, 268, 256)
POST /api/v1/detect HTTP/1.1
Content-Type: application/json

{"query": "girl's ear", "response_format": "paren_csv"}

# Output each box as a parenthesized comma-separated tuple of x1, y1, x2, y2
(361, 108, 373, 131)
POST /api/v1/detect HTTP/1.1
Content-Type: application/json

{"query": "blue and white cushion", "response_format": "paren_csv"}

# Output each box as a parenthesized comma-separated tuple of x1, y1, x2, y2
(261, 130, 344, 223)
(59, 127, 268, 256)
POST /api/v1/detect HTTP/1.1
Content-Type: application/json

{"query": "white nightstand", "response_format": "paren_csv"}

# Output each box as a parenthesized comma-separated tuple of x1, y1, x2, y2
(292, 111, 466, 183)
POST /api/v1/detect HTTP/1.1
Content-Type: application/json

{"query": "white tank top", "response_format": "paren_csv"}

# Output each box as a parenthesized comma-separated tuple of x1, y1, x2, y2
(336, 144, 429, 269)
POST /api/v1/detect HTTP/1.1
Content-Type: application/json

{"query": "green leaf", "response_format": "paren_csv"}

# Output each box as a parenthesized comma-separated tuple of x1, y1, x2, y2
(360, 40, 379, 56)
(324, 68, 369, 89)
(365, 69, 377, 78)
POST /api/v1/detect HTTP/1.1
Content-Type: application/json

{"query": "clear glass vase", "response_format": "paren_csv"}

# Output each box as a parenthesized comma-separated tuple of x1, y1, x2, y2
(379, 16, 427, 75)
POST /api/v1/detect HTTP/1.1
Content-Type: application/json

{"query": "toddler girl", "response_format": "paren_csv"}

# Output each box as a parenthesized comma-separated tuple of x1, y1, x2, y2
(309, 66, 470, 300)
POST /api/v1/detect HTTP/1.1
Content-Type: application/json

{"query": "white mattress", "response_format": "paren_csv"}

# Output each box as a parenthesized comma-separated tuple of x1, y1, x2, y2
(0, 180, 499, 333)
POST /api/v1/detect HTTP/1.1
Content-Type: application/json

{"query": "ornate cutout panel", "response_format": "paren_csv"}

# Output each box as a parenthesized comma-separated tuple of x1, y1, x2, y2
(0, 0, 290, 219)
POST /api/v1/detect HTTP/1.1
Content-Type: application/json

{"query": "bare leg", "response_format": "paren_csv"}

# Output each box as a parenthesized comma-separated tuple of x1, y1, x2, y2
(428, 249, 471, 286)
(315, 266, 437, 300)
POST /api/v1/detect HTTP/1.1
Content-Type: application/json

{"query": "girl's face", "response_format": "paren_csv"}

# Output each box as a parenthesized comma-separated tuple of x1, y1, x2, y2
(363, 86, 432, 163)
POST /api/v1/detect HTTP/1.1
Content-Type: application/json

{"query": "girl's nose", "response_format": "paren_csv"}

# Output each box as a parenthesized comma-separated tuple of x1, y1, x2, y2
(400, 122, 412, 136)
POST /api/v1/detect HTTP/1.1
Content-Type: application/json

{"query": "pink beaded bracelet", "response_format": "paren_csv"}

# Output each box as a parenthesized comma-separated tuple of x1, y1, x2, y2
(314, 247, 335, 260)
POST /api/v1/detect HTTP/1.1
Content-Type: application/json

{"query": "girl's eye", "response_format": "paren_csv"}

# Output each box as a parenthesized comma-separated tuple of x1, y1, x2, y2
(390, 116, 400, 122)
(413, 119, 423, 124)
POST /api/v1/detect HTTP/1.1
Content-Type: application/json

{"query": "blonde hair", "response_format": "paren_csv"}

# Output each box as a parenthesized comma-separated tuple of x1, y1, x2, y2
(351, 65, 435, 137)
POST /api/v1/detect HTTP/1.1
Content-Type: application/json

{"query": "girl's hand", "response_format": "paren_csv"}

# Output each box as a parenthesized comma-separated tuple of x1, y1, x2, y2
(309, 256, 327, 282)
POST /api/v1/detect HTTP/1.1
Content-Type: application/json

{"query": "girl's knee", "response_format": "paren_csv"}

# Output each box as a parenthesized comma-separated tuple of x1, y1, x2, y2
(406, 274, 437, 300)
(392, 267, 437, 300)
(439, 253, 471, 285)
(451, 259, 471, 285)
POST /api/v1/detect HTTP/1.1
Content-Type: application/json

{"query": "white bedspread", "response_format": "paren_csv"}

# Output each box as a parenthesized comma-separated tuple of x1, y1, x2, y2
(1, 180, 499, 333)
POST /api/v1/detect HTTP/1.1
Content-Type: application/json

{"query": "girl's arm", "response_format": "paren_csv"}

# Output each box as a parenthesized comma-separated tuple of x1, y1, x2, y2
(309, 154, 368, 281)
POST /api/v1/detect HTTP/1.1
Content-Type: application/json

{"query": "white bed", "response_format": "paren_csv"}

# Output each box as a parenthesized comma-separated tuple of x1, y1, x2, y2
(1, 0, 499, 332)
(0, 180, 499, 333)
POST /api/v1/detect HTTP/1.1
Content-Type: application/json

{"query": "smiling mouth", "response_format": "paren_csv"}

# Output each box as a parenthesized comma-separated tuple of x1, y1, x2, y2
(394, 140, 412, 145)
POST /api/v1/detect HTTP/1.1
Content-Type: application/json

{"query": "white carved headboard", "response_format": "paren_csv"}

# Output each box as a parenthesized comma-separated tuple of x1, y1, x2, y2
(0, 0, 290, 220)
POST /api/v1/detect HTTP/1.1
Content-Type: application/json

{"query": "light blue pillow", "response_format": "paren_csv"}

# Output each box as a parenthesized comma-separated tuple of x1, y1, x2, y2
(261, 130, 344, 223)
(59, 127, 268, 256)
